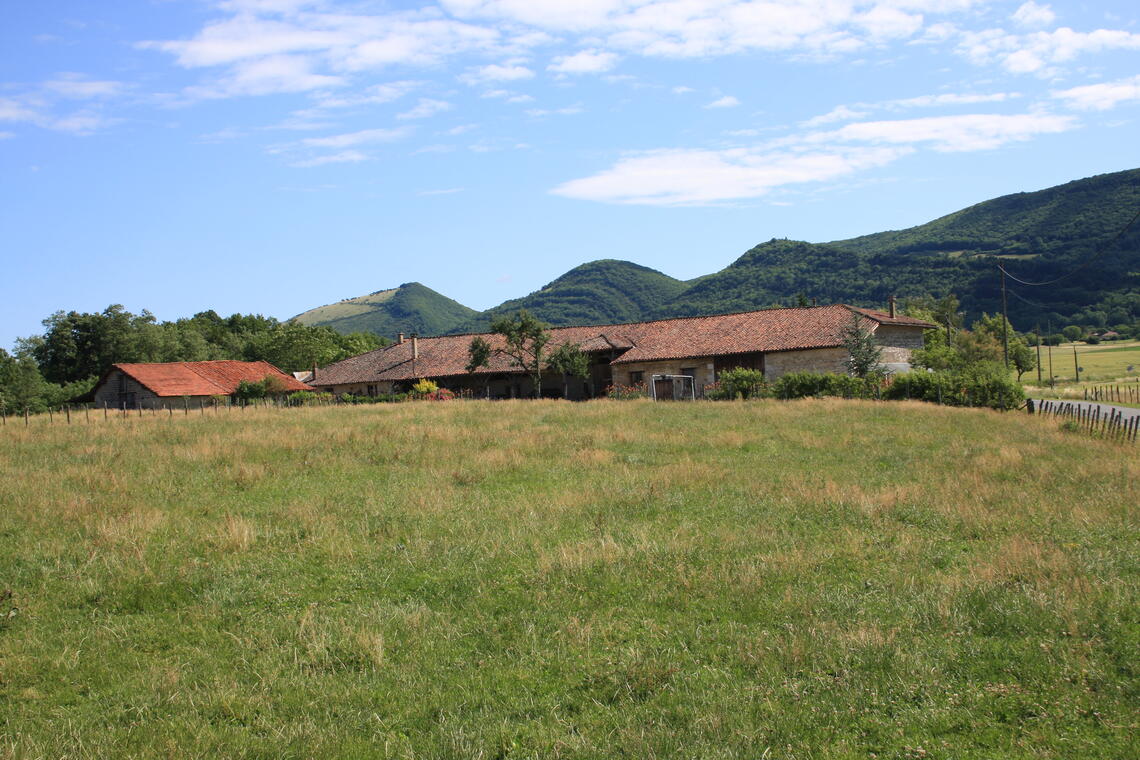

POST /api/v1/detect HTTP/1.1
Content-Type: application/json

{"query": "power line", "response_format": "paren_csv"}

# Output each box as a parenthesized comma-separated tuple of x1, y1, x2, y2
(997, 204, 1140, 287)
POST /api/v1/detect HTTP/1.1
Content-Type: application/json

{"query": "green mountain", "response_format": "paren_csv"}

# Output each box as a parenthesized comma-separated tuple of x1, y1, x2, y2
(462, 259, 689, 331)
(659, 168, 1140, 329)
(294, 168, 1140, 338)
(292, 282, 478, 338)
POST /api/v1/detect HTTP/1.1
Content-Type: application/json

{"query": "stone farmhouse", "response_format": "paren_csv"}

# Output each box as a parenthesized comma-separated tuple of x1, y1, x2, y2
(84, 360, 313, 409)
(310, 304, 934, 400)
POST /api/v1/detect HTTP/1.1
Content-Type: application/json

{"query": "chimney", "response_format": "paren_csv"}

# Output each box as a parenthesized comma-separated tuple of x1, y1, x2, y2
(411, 335, 419, 359)
(888, 295, 896, 319)
(311, 363, 317, 382)
(397, 333, 405, 344)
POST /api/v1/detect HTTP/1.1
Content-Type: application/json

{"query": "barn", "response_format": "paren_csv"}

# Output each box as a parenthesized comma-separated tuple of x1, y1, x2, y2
(84, 360, 313, 410)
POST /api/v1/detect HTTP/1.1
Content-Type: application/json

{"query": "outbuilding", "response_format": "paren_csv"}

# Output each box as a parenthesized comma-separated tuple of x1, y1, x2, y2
(83, 360, 313, 410)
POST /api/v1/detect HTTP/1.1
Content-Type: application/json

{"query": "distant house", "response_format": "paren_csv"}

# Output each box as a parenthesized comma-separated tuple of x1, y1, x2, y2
(83, 360, 313, 409)
(310, 304, 934, 400)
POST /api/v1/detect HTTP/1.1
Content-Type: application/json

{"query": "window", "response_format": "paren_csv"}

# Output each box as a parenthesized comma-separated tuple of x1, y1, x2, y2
(680, 367, 696, 378)
(629, 371, 644, 384)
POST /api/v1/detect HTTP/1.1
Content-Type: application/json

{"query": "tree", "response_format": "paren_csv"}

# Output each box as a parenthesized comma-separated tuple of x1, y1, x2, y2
(547, 341, 589, 398)
(841, 313, 883, 379)
(489, 310, 551, 398)
(0, 350, 47, 413)
(1062, 325, 1084, 343)
(466, 336, 492, 398)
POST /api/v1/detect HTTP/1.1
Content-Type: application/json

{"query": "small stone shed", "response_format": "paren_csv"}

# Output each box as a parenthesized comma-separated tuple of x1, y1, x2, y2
(310, 304, 934, 400)
(84, 360, 313, 410)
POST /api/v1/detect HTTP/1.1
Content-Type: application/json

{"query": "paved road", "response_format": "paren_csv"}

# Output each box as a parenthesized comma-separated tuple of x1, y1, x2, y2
(1030, 397, 1140, 423)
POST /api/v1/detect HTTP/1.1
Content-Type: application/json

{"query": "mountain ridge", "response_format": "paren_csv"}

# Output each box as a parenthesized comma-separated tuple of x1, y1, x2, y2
(293, 168, 1140, 338)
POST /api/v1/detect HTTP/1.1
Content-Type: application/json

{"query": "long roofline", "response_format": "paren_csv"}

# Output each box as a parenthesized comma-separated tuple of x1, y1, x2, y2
(401, 303, 934, 341)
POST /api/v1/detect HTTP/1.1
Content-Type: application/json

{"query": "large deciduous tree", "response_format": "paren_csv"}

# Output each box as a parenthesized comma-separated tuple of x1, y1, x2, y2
(489, 310, 551, 398)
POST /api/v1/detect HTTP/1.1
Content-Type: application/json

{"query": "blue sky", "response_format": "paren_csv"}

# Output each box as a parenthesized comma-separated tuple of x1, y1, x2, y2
(2, 0, 1139, 349)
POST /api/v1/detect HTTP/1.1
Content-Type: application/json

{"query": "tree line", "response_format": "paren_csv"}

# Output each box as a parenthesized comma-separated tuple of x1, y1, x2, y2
(0, 305, 384, 413)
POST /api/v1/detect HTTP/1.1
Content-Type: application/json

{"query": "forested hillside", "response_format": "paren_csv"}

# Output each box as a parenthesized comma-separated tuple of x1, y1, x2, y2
(292, 282, 478, 337)
(461, 260, 689, 331)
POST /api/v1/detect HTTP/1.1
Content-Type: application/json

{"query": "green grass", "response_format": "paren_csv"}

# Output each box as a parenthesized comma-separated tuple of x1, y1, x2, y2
(1, 401, 1137, 758)
(1029, 340, 1140, 384)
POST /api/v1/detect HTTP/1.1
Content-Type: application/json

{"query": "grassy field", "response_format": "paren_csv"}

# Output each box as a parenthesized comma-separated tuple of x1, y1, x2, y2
(1027, 340, 1140, 385)
(1, 401, 1137, 758)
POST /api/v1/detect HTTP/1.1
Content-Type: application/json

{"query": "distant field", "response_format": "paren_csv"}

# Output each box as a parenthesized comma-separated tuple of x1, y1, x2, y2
(1029, 340, 1140, 384)
(1, 401, 1137, 758)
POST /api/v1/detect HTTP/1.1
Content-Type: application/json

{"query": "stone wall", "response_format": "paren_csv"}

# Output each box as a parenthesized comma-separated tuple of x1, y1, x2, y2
(874, 324, 926, 365)
(763, 347, 850, 380)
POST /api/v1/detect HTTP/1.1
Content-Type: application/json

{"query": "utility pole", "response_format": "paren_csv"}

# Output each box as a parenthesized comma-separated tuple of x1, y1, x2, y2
(1073, 344, 1080, 384)
(999, 264, 1010, 370)
(1035, 325, 1042, 385)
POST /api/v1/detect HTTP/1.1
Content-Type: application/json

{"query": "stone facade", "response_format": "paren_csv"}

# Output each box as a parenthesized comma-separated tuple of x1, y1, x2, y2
(763, 347, 851, 379)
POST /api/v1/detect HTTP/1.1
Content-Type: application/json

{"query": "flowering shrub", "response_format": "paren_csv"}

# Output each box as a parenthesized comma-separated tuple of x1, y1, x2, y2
(605, 382, 648, 400)
(410, 379, 439, 397)
(418, 388, 457, 401)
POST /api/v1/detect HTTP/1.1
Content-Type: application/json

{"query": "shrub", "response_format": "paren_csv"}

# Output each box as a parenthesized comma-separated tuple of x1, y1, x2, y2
(883, 366, 1023, 410)
(714, 367, 769, 400)
(772, 372, 875, 400)
(287, 390, 333, 406)
(410, 379, 439, 398)
(606, 383, 647, 400)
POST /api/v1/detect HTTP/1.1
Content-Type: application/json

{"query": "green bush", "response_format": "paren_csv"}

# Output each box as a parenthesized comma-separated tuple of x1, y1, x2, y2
(712, 367, 769, 400)
(883, 366, 1023, 410)
(772, 372, 875, 400)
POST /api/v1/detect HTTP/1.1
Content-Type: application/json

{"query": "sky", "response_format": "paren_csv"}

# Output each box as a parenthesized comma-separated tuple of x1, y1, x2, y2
(2, 0, 1139, 350)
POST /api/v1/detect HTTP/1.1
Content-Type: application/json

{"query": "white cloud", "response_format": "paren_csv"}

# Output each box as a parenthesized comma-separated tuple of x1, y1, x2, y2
(459, 63, 535, 85)
(1053, 75, 1140, 111)
(1012, 2, 1055, 29)
(551, 145, 909, 206)
(817, 112, 1075, 152)
(302, 127, 411, 148)
(0, 131, 14, 140)
(397, 98, 452, 120)
(552, 108, 1077, 205)
(526, 105, 583, 117)
(447, 123, 479, 135)
(0, 98, 40, 123)
(44, 74, 125, 99)
(187, 54, 342, 98)
(958, 26, 1140, 74)
(291, 150, 369, 167)
(315, 80, 420, 108)
(672, 85, 694, 94)
(50, 111, 123, 135)
(801, 104, 871, 126)
(802, 91, 1019, 127)
(704, 95, 740, 109)
(548, 49, 618, 74)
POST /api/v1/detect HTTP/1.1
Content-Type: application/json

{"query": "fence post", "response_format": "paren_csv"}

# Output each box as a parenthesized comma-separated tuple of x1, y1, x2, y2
(65, 405, 71, 425)
(25, 407, 30, 426)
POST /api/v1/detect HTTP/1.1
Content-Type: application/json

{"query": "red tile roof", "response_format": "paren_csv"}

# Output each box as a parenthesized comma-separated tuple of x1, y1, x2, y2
(113, 361, 313, 397)
(312, 305, 934, 387)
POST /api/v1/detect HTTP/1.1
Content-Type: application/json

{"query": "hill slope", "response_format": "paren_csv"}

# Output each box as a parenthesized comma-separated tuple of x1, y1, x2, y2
(461, 259, 689, 331)
(292, 282, 478, 338)
(662, 168, 1139, 327)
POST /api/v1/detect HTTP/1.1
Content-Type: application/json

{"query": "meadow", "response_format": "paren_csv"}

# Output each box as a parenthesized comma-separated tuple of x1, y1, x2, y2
(1, 400, 1136, 759)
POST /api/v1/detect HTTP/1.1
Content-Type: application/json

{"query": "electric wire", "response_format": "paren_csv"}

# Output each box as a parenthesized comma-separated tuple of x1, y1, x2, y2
(996, 204, 1140, 286)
